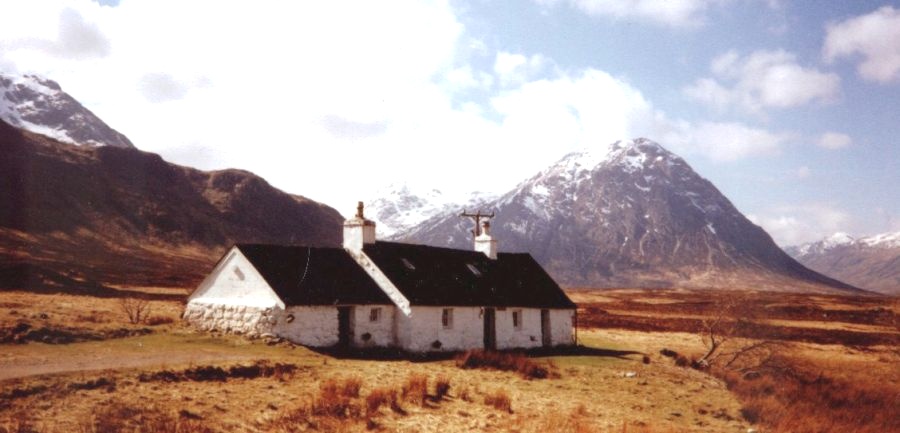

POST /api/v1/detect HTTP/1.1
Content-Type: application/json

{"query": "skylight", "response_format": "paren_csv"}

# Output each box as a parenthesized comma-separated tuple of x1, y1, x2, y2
(401, 258, 416, 271)
(466, 263, 482, 277)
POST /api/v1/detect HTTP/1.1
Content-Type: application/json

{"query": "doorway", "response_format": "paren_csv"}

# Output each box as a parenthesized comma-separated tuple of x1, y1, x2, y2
(483, 308, 496, 350)
(338, 306, 352, 348)
(541, 309, 552, 347)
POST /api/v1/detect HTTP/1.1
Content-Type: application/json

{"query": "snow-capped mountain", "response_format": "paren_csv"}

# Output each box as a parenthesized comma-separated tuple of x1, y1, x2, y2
(786, 231, 900, 294)
(367, 183, 496, 237)
(0, 73, 134, 148)
(397, 138, 856, 293)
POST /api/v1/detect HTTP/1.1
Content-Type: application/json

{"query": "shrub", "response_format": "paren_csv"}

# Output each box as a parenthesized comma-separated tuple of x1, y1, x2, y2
(434, 375, 451, 401)
(401, 374, 428, 406)
(146, 316, 175, 326)
(365, 387, 396, 417)
(340, 376, 362, 398)
(456, 350, 551, 379)
(484, 389, 512, 413)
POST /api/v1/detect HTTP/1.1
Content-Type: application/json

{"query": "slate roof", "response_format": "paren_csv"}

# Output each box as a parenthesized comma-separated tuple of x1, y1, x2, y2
(236, 244, 392, 306)
(363, 241, 576, 309)
(234, 242, 575, 309)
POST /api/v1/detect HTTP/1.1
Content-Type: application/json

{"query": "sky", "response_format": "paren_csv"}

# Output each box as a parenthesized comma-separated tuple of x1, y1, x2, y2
(0, 0, 898, 246)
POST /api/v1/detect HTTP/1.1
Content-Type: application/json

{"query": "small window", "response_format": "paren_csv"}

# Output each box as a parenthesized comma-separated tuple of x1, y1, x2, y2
(233, 266, 245, 281)
(442, 308, 453, 329)
(466, 263, 482, 276)
(512, 309, 523, 330)
(369, 307, 382, 323)
(401, 258, 416, 271)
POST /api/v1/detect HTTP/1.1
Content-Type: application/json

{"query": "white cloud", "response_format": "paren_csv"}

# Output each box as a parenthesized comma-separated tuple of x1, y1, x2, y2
(667, 121, 793, 161)
(747, 203, 851, 246)
(493, 52, 553, 87)
(0, 0, 797, 212)
(824, 6, 900, 83)
(685, 49, 840, 115)
(816, 132, 852, 150)
(535, 0, 722, 27)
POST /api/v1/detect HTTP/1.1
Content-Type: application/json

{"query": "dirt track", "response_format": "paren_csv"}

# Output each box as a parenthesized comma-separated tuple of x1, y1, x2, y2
(0, 335, 260, 381)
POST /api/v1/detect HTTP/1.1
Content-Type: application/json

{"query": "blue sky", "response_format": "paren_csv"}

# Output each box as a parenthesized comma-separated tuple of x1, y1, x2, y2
(1, 0, 898, 245)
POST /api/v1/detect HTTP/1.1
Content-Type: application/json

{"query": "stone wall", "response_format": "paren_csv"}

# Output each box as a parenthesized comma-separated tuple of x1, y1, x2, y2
(549, 308, 575, 346)
(495, 308, 542, 350)
(351, 305, 396, 348)
(399, 306, 483, 352)
(272, 306, 339, 347)
(182, 301, 278, 337)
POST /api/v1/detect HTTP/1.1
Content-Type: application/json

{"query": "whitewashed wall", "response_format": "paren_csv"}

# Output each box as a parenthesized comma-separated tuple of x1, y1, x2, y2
(272, 306, 339, 347)
(494, 308, 542, 350)
(351, 305, 396, 348)
(187, 248, 283, 309)
(549, 309, 575, 346)
(398, 306, 483, 352)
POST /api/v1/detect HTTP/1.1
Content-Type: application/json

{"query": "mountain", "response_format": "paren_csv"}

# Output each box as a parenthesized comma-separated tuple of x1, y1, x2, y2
(786, 232, 900, 295)
(0, 73, 134, 148)
(397, 138, 858, 293)
(367, 183, 496, 237)
(0, 119, 342, 293)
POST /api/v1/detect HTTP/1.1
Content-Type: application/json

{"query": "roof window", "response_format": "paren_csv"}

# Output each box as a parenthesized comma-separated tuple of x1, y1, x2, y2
(401, 258, 416, 271)
(466, 263, 482, 277)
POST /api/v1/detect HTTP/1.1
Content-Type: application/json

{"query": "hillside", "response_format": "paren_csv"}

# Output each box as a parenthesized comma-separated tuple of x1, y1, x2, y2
(0, 120, 342, 292)
(398, 138, 859, 293)
(786, 232, 900, 295)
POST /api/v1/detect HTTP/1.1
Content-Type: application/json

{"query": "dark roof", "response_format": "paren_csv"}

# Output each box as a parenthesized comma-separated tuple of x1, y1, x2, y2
(236, 244, 392, 306)
(363, 241, 576, 309)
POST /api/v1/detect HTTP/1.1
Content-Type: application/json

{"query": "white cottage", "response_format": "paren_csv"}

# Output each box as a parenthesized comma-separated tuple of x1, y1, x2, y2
(184, 203, 576, 352)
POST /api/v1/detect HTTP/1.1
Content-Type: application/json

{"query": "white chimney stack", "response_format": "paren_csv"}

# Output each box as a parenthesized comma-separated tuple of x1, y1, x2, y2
(474, 220, 498, 259)
(343, 201, 376, 251)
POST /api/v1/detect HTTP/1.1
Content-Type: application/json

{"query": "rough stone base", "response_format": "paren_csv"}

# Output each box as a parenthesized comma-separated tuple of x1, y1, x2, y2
(182, 302, 278, 338)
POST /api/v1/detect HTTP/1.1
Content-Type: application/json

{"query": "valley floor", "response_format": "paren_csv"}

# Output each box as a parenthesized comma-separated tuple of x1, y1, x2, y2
(1, 288, 897, 433)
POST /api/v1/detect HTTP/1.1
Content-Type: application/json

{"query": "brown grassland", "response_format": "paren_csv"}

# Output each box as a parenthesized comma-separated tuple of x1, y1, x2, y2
(0, 287, 897, 433)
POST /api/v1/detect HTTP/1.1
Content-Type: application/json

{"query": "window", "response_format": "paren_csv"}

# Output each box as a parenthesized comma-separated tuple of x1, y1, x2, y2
(442, 308, 453, 329)
(233, 266, 245, 281)
(512, 309, 523, 330)
(369, 307, 382, 323)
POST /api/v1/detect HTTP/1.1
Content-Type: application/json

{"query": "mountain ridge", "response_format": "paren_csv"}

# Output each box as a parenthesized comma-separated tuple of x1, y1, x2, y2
(786, 231, 900, 294)
(0, 72, 134, 148)
(0, 119, 342, 292)
(397, 138, 859, 293)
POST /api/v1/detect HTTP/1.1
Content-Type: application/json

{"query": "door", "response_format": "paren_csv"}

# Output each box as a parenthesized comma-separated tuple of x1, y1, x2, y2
(337, 306, 352, 348)
(483, 308, 496, 350)
(541, 309, 552, 348)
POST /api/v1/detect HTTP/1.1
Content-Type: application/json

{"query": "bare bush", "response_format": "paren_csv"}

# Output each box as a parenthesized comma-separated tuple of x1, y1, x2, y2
(119, 298, 151, 325)
(456, 350, 553, 379)
(434, 375, 451, 401)
(484, 389, 512, 413)
(401, 373, 428, 406)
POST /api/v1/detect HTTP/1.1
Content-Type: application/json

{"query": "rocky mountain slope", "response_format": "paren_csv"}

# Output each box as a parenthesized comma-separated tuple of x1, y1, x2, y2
(398, 138, 858, 293)
(0, 73, 134, 148)
(0, 119, 342, 292)
(367, 184, 495, 237)
(786, 232, 900, 294)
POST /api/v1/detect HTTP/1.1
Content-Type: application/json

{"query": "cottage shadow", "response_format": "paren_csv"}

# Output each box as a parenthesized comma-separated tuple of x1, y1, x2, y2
(308, 344, 643, 362)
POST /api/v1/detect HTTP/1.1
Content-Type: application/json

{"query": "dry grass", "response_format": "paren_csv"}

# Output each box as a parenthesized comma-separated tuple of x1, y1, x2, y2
(78, 403, 214, 433)
(715, 356, 899, 433)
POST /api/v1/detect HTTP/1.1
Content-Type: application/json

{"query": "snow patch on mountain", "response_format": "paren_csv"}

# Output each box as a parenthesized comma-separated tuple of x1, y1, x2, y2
(0, 73, 134, 148)
(367, 183, 497, 237)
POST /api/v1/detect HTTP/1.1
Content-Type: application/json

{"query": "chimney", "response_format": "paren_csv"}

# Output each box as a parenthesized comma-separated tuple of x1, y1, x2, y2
(474, 220, 498, 259)
(343, 201, 376, 251)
